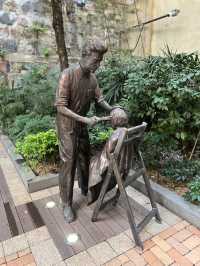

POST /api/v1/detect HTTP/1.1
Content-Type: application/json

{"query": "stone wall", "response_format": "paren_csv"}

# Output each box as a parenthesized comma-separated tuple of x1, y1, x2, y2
(0, 0, 139, 75)
(0, 0, 55, 79)
(1, 0, 198, 76)
(0, 0, 52, 55)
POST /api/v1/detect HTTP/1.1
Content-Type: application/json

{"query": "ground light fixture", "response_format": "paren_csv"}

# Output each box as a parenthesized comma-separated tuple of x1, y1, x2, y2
(45, 201, 79, 245)
(65, 233, 80, 245)
(45, 201, 56, 208)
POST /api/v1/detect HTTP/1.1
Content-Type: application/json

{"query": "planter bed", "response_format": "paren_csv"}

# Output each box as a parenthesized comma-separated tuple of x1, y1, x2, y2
(1, 134, 59, 193)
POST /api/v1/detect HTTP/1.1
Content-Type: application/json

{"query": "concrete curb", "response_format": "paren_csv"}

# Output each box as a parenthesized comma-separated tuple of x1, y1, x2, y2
(1, 134, 58, 193)
(132, 177, 200, 229)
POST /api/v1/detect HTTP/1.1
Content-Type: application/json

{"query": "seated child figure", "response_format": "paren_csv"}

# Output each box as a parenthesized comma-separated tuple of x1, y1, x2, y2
(88, 108, 131, 204)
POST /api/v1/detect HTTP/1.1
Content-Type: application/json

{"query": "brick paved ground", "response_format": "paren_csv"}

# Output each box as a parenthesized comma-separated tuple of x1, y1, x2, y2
(0, 220, 200, 265)
(0, 138, 200, 266)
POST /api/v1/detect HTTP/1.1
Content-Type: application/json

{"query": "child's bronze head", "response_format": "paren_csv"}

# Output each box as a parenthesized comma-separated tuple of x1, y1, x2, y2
(111, 108, 128, 128)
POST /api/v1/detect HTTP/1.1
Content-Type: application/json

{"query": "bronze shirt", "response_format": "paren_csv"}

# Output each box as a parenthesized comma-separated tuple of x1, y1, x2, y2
(55, 64, 104, 116)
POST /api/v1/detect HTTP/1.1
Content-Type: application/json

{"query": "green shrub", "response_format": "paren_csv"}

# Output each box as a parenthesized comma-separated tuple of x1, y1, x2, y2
(42, 47, 50, 58)
(97, 53, 133, 104)
(8, 114, 55, 141)
(97, 50, 200, 150)
(28, 22, 48, 34)
(126, 52, 200, 147)
(89, 124, 113, 146)
(0, 65, 59, 139)
(0, 48, 6, 58)
(142, 131, 179, 169)
(161, 160, 200, 182)
(16, 129, 59, 167)
(15, 64, 59, 117)
(0, 88, 26, 130)
(184, 178, 200, 204)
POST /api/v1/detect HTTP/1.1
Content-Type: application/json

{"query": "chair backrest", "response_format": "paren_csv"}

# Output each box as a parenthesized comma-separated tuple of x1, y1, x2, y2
(113, 122, 147, 158)
(124, 122, 147, 145)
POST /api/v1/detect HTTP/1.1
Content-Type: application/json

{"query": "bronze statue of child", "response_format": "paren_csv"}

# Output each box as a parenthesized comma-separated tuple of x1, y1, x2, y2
(87, 108, 131, 204)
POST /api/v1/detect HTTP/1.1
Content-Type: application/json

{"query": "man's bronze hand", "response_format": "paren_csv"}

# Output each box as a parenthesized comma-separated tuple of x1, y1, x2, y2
(98, 116, 112, 121)
(85, 116, 101, 126)
(111, 105, 123, 111)
(85, 116, 111, 126)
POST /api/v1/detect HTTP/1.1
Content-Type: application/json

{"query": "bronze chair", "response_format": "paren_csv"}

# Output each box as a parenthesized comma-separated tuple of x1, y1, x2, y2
(91, 122, 161, 249)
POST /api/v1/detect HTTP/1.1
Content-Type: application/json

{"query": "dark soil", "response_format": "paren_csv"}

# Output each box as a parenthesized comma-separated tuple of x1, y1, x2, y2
(148, 170, 188, 197)
(33, 162, 59, 176)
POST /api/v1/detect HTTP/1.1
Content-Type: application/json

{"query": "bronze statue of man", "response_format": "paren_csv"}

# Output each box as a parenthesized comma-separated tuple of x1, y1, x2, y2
(55, 37, 118, 223)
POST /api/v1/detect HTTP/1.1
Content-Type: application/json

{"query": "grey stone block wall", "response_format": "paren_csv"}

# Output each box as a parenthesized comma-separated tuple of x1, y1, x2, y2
(0, 0, 5, 9)
(0, 0, 134, 73)
(0, 10, 16, 25)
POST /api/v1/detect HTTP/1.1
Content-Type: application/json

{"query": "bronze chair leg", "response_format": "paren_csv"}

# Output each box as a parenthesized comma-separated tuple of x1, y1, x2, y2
(139, 151, 162, 223)
(91, 168, 113, 222)
(112, 155, 143, 248)
(112, 188, 120, 206)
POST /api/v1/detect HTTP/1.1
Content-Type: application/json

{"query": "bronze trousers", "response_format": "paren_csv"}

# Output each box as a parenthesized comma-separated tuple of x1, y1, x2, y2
(56, 114, 90, 206)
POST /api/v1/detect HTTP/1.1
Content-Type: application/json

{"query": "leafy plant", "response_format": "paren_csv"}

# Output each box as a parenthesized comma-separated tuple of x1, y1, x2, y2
(8, 114, 55, 141)
(16, 129, 59, 167)
(42, 47, 50, 58)
(89, 124, 113, 146)
(0, 64, 59, 138)
(97, 49, 200, 150)
(0, 48, 7, 59)
(184, 178, 200, 204)
(142, 131, 179, 169)
(15, 64, 58, 116)
(161, 160, 200, 182)
(97, 53, 133, 104)
(0, 88, 26, 130)
(28, 22, 48, 35)
(125, 52, 200, 144)
(27, 22, 48, 55)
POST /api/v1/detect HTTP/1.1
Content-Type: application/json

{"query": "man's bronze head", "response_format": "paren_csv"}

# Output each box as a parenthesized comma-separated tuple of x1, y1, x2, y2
(81, 37, 108, 73)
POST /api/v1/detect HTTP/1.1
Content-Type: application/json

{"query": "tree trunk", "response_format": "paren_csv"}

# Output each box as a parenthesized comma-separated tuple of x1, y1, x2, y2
(65, 0, 79, 55)
(51, 0, 68, 71)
